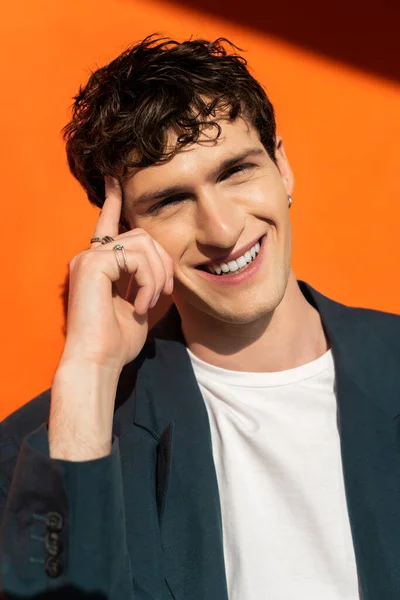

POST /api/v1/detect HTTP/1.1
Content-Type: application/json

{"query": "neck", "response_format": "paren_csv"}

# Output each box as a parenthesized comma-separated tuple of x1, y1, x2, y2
(179, 272, 330, 373)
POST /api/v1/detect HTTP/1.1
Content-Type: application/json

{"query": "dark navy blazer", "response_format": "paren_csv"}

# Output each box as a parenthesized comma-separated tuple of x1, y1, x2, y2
(1, 281, 400, 599)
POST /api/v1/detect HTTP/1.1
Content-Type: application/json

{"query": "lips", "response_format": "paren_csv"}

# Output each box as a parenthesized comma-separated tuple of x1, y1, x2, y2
(194, 232, 267, 286)
(195, 234, 265, 270)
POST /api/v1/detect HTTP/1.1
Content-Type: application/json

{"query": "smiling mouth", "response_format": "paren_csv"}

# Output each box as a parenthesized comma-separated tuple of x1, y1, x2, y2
(197, 236, 264, 276)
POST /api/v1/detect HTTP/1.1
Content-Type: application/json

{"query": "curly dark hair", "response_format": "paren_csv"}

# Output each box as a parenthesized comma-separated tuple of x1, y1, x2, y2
(62, 33, 277, 230)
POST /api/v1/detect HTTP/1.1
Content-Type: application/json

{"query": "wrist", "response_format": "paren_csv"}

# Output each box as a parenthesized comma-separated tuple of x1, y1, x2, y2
(49, 361, 120, 460)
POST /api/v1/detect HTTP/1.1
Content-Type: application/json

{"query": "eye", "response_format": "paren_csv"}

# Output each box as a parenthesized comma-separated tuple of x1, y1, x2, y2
(220, 163, 255, 181)
(144, 163, 256, 215)
(146, 193, 189, 215)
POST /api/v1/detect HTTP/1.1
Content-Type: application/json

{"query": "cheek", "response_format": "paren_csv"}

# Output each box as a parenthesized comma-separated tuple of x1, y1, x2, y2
(249, 169, 284, 195)
(239, 177, 288, 218)
(130, 213, 169, 241)
(134, 217, 190, 267)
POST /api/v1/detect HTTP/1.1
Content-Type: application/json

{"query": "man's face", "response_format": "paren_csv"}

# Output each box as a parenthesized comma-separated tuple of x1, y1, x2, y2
(123, 116, 294, 325)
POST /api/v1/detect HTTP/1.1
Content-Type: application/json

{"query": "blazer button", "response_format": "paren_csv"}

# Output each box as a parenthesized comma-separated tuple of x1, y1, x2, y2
(45, 555, 63, 578)
(45, 531, 63, 557)
(46, 512, 63, 532)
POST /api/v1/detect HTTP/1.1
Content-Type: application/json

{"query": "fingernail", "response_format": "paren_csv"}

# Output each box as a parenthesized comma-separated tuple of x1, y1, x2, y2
(169, 277, 174, 292)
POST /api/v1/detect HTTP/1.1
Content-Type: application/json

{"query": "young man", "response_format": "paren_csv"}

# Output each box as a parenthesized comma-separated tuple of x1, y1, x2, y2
(1, 34, 400, 600)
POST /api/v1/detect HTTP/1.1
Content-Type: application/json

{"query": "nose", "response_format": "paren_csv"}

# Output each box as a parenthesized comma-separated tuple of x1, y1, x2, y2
(195, 188, 245, 249)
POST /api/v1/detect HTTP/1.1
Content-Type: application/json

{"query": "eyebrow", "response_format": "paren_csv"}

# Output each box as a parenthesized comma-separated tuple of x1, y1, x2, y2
(131, 147, 266, 206)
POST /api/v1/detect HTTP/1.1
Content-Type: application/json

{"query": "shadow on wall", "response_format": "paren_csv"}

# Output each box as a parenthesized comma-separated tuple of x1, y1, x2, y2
(171, 0, 400, 83)
(60, 270, 171, 337)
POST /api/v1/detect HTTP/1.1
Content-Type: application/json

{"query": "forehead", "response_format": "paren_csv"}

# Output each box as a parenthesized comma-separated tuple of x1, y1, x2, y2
(165, 115, 258, 155)
(123, 117, 264, 196)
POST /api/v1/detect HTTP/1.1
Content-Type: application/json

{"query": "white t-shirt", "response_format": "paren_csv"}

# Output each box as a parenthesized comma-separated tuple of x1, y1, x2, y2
(187, 347, 361, 599)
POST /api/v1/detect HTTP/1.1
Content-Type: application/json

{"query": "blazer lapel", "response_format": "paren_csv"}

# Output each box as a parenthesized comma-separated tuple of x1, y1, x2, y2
(132, 331, 229, 600)
(301, 281, 400, 599)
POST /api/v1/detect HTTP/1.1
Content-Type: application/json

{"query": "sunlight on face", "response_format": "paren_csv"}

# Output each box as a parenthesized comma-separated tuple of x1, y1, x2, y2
(123, 116, 294, 326)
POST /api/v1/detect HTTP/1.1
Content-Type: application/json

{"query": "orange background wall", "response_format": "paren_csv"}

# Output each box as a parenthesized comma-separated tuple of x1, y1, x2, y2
(1, 0, 399, 420)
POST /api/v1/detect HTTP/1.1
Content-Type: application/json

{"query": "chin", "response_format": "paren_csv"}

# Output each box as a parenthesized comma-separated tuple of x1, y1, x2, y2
(193, 288, 283, 325)
(174, 268, 290, 326)
(208, 302, 278, 325)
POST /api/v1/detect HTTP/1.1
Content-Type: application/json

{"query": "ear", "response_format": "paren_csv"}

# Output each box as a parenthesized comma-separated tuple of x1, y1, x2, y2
(274, 136, 294, 196)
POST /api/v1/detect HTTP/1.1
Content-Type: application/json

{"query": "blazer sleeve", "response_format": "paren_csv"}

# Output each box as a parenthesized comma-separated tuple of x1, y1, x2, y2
(0, 419, 136, 599)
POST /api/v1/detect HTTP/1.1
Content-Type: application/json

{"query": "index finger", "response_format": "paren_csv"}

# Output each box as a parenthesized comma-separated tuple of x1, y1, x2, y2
(91, 176, 123, 246)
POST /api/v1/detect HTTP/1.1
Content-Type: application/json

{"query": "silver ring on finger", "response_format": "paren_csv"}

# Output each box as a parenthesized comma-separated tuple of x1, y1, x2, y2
(113, 244, 128, 273)
(101, 236, 115, 245)
(90, 237, 102, 244)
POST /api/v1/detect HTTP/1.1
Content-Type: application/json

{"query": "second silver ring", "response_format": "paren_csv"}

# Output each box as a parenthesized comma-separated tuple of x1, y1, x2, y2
(113, 244, 128, 273)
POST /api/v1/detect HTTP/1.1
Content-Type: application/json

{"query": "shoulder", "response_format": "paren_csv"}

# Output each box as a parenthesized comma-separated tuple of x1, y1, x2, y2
(333, 301, 400, 372)
(1, 389, 51, 451)
(346, 303, 400, 340)
(305, 280, 400, 349)
(0, 390, 51, 495)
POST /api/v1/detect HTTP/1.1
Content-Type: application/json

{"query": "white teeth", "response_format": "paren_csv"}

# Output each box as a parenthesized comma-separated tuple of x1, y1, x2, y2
(204, 239, 262, 275)
(227, 260, 239, 271)
(244, 251, 252, 263)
